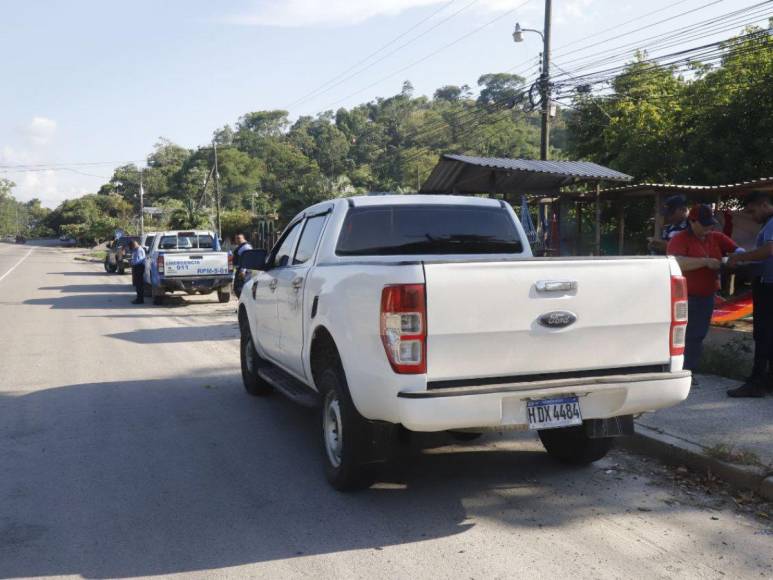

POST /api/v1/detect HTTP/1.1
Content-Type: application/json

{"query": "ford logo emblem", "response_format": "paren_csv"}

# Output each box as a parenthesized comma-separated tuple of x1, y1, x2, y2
(538, 311, 577, 329)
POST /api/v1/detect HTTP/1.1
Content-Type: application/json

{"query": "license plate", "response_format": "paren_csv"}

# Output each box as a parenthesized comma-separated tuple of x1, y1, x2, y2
(527, 396, 582, 430)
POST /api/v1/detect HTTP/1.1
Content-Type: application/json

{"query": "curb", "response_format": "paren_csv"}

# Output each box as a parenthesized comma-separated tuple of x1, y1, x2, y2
(621, 423, 773, 502)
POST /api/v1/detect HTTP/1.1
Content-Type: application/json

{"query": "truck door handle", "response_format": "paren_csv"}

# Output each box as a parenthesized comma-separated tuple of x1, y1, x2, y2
(268, 279, 278, 292)
(536, 280, 577, 293)
(292, 277, 304, 290)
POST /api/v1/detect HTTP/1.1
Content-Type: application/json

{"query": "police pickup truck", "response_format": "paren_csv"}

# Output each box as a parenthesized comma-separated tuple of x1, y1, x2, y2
(144, 230, 233, 305)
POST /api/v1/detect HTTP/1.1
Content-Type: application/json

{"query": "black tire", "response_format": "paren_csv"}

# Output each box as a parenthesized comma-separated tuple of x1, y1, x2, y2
(538, 424, 614, 465)
(217, 290, 231, 303)
(240, 332, 273, 396)
(117, 263, 125, 275)
(449, 431, 483, 442)
(319, 365, 375, 491)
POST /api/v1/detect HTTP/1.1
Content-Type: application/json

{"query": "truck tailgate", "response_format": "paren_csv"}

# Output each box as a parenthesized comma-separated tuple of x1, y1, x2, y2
(163, 252, 229, 277)
(424, 258, 673, 381)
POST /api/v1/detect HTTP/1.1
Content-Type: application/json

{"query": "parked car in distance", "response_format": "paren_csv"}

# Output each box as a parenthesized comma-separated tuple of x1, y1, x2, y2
(237, 194, 692, 490)
(104, 236, 139, 274)
(144, 230, 233, 305)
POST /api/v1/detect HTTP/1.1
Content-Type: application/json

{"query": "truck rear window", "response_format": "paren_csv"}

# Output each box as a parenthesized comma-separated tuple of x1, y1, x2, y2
(159, 233, 215, 250)
(336, 204, 523, 256)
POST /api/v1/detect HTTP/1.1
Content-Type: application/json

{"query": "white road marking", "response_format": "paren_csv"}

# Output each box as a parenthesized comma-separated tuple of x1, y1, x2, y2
(0, 248, 34, 284)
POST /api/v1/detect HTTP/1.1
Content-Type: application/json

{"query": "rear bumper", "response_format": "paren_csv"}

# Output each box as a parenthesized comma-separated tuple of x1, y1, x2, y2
(395, 371, 692, 432)
(158, 276, 232, 292)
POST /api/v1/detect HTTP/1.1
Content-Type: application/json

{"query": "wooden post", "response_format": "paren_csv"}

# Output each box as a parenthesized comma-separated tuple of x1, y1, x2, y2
(576, 200, 582, 256)
(654, 192, 664, 238)
(594, 183, 601, 256)
(617, 198, 625, 255)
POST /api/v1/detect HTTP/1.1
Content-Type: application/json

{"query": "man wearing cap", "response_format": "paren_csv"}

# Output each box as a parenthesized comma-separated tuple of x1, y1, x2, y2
(649, 195, 689, 254)
(726, 191, 773, 397)
(667, 205, 740, 377)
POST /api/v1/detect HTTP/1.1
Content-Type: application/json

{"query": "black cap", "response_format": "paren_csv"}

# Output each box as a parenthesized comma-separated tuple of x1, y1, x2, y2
(662, 194, 687, 215)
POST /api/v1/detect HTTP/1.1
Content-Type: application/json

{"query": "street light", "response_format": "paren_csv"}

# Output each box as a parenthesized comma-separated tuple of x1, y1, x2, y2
(512, 22, 543, 43)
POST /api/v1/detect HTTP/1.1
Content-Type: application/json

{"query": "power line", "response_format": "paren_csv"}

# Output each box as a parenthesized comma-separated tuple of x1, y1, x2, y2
(320, 0, 535, 111)
(285, 0, 470, 110)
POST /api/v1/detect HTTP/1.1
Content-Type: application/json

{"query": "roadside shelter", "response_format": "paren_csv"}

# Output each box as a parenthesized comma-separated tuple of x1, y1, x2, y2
(420, 154, 633, 255)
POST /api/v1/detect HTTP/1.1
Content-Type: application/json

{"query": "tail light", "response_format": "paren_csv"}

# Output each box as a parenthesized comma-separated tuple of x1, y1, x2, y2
(228, 253, 234, 272)
(380, 284, 426, 374)
(157, 254, 165, 274)
(670, 275, 688, 355)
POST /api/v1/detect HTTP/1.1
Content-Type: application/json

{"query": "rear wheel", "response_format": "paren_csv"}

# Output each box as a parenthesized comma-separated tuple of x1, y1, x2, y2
(319, 366, 375, 491)
(240, 332, 273, 396)
(538, 424, 613, 465)
(217, 289, 231, 303)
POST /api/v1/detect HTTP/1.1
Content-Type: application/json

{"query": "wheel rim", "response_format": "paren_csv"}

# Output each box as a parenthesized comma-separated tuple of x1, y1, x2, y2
(244, 337, 255, 374)
(324, 394, 343, 469)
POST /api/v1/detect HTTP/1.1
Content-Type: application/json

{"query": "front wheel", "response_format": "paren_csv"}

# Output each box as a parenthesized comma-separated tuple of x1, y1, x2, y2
(538, 424, 613, 465)
(319, 366, 375, 491)
(240, 333, 273, 396)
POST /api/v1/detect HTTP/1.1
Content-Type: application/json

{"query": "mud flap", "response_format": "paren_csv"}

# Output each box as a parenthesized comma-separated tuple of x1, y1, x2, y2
(585, 415, 634, 439)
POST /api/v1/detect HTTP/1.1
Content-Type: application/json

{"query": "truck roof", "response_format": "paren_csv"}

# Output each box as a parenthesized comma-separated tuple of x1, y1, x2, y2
(348, 194, 503, 208)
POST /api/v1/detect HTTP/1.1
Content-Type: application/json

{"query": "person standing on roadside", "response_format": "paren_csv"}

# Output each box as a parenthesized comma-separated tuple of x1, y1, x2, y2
(649, 195, 689, 254)
(667, 205, 741, 378)
(129, 239, 146, 305)
(232, 233, 253, 298)
(726, 191, 773, 398)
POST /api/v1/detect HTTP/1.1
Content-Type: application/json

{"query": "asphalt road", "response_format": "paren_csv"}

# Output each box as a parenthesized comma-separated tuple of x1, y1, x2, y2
(1, 242, 771, 579)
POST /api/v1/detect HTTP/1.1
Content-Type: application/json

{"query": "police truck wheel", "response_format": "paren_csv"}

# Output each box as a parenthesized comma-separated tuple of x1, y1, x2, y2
(240, 332, 273, 396)
(319, 365, 375, 491)
(217, 289, 231, 303)
(538, 425, 613, 465)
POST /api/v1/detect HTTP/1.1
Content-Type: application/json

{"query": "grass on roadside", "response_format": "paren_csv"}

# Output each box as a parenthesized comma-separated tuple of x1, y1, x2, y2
(74, 250, 107, 263)
(697, 337, 753, 381)
(705, 443, 764, 467)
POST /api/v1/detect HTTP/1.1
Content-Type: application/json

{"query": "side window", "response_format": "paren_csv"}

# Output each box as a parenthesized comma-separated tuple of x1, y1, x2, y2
(293, 215, 328, 265)
(270, 222, 302, 268)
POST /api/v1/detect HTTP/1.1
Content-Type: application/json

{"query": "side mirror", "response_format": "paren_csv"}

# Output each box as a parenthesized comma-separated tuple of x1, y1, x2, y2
(241, 249, 268, 271)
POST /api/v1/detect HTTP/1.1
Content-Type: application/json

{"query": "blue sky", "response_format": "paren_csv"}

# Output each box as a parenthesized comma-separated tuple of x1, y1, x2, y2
(0, 0, 769, 206)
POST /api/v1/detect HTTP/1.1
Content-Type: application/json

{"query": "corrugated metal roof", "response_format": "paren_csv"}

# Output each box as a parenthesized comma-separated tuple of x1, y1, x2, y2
(599, 177, 773, 197)
(420, 154, 632, 195)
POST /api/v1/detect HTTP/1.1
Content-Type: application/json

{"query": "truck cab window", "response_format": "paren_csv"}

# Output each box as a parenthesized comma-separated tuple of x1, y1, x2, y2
(293, 215, 327, 265)
(271, 222, 302, 268)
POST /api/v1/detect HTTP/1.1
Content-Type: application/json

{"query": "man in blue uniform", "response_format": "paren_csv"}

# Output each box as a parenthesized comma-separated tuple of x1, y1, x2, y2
(727, 191, 773, 397)
(649, 195, 689, 254)
(129, 239, 146, 305)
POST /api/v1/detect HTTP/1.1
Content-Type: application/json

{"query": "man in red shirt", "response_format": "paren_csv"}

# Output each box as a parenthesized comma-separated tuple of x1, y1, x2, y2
(667, 205, 740, 376)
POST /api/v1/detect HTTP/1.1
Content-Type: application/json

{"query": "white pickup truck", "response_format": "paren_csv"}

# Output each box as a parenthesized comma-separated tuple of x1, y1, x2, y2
(144, 230, 233, 305)
(237, 195, 692, 490)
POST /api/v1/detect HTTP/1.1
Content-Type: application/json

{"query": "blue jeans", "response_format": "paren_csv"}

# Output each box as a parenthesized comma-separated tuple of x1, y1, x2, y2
(684, 295, 715, 371)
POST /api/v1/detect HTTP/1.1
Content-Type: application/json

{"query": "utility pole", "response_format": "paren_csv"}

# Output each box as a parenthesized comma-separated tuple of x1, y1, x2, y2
(513, 0, 552, 160)
(139, 169, 145, 239)
(213, 141, 222, 241)
(540, 0, 552, 161)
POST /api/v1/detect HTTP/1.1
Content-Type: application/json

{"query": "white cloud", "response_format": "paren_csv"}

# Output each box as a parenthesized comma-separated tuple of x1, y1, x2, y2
(225, 0, 541, 28)
(24, 116, 57, 146)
